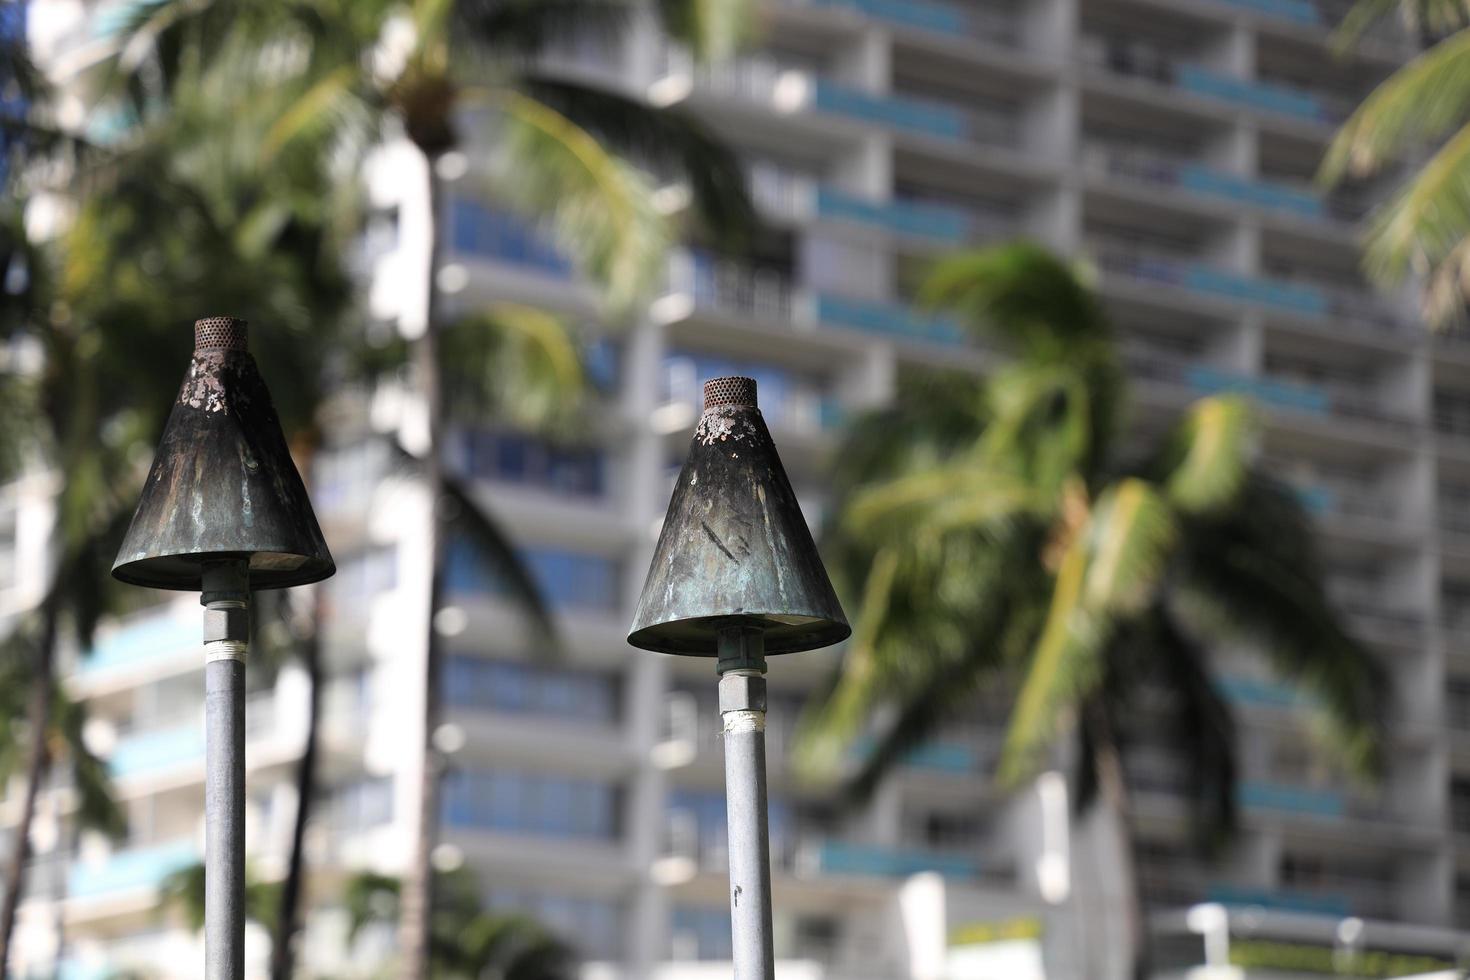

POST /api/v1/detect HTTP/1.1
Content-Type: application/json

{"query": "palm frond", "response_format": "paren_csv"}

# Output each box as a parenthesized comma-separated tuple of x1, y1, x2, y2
(1332, 0, 1470, 50)
(921, 243, 1112, 355)
(1000, 479, 1176, 784)
(1158, 396, 1256, 515)
(792, 546, 900, 779)
(484, 90, 670, 312)
(1150, 611, 1239, 850)
(1360, 120, 1470, 300)
(440, 470, 559, 650)
(1177, 473, 1384, 776)
(1321, 28, 1470, 182)
(518, 76, 756, 249)
(51, 686, 125, 838)
(841, 463, 1026, 539)
(438, 303, 585, 432)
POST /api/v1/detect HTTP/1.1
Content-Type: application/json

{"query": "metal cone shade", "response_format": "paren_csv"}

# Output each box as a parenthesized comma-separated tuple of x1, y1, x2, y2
(111, 317, 334, 591)
(629, 377, 849, 656)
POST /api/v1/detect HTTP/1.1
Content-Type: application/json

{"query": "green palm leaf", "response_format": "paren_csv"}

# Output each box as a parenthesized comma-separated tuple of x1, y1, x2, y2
(1000, 479, 1176, 785)
(485, 90, 669, 312)
(1159, 396, 1256, 515)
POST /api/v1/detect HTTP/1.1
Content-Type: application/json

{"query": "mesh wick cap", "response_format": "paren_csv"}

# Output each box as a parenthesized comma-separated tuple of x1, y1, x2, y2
(195, 316, 249, 352)
(703, 376, 757, 411)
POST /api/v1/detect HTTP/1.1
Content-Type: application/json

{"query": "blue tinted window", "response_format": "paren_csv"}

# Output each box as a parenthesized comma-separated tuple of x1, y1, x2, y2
(448, 199, 571, 275)
(455, 430, 605, 498)
(672, 905, 733, 961)
(442, 769, 620, 840)
(443, 542, 619, 610)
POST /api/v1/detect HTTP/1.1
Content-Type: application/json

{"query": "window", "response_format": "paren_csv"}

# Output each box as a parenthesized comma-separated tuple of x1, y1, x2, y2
(441, 657, 619, 724)
(443, 541, 620, 611)
(485, 887, 625, 958)
(442, 770, 620, 840)
(454, 430, 605, 498)
(671, 905, 732, 961)
(448, 199, 570, 275)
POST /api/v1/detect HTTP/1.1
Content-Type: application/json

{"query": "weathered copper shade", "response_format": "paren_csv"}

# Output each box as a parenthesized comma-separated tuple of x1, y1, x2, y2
(628, 377, 849, 656)
(111, 317, 335, 591)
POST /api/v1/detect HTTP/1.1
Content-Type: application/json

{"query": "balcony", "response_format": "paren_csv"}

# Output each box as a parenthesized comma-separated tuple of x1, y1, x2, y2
(1206, 883, 1351, 918)
(659, 50, 1018, 149)
(1214, 675, 1309, 709)
(1082, 38, 1349, 125)
(109, 693, 277, 778)
(1215, 0, 1322, 25)
(1184, 365, 1328, 415)
(816, 186, 970, 242)
(813, 840, 981, 879)
(1293, 480, 1397, 523)
(1092, 245, 1331, 318)
(815, 293, 964, 346)
(788, 0, 1020, 48)
(1083, 143, 1324, 220)
(78, 607, 196, 676)
(659, 251, 797, 325)
(68, 839, 199, 900)
(1238, 781, 1344, 819)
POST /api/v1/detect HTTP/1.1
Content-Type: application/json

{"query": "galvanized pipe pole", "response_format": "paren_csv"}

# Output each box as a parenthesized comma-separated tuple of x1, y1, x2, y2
(718, 626, 775, 980)
(202, 561, 249, 980)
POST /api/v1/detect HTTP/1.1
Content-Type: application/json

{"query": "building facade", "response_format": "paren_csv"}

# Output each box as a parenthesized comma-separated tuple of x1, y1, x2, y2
(9, 0, 1470, 977)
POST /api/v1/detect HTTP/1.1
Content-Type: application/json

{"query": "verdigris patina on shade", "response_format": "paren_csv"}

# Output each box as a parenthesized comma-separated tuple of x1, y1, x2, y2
(111, 316, 334, 591)
(627, 376, 850, 656)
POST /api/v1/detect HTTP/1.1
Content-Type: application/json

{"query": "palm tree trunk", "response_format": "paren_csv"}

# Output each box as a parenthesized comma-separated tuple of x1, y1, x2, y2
(1083, 698, 1149, 980)
(398, 147, 448, 980)
(270, 590, 324, 980)
(0, 592, 60, 974)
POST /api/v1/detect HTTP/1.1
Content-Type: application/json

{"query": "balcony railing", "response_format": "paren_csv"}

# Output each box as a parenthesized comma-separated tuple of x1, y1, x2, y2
(664, 250, 798, 324)
(1214, 674, 1308, 709)
(110, 693, 277, 777)
(78, 606, 196, 675)
(1206, 884, 1352, 918)
(68, 839, 199, 900)
(1081, 38, 1352, 124)
(813, 840, 981, 879)
(1092, 245, 1330, 317)
(786, 0, 1020, 47)
(1238, 781, 1344, 819)
(817, 186, 970, 242)
(1083, 143, 1325, 219)
(816, 293, 965, 345)
(1215, 0, 1322, 25)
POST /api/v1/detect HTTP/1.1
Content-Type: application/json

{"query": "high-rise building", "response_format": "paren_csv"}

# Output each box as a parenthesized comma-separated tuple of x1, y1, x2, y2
(9, 0, 1470, 977)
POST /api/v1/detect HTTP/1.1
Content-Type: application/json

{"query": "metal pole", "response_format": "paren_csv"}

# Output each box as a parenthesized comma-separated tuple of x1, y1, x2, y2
(717, 627, 774, 980)
(202, 561, 249, 980)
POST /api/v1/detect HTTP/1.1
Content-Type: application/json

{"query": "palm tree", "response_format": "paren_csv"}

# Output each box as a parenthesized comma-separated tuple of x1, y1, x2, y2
(1321, 0, 1470, 324)
(0, 35, 357, 972)
(796, 244, 1384, 980)
(99, 3, 758, 974)
(344, 868, 575, 980)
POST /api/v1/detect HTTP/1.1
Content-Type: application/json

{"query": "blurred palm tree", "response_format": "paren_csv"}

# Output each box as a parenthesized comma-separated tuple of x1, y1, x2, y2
(1322, 0, 1470, 324)
(0, 31, 355, 974)
(99, 1, 757, 974)
(344, 868, 574, 980)
(796, 244, 1384, 980)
